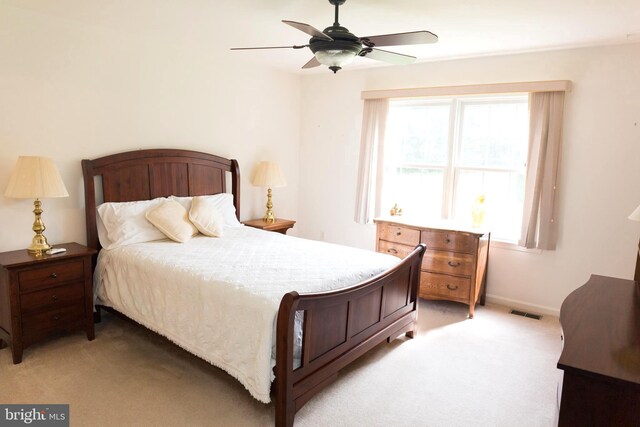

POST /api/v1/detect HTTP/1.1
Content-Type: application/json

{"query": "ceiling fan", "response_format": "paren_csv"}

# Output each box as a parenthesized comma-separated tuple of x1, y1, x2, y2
(231, 0, 438, 73)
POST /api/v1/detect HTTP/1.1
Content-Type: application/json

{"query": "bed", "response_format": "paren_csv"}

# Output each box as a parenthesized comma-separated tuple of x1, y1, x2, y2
(82, 149, 425, 426)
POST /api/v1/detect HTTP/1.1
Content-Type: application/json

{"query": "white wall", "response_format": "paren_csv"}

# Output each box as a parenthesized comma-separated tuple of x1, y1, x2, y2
(0, 1, 301, 252)
(298, 43, 640, 314)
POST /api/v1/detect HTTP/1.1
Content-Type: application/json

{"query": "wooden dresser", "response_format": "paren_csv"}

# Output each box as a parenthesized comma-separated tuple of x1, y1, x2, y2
(0, 242, 96, 363)
(557, 275, 640, 426)
(374, 217, 490, 318)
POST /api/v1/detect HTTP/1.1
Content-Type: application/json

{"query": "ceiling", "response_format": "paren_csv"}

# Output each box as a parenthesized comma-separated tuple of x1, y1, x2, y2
(228, 0, 640, 73)
(5, 0, 640, 74)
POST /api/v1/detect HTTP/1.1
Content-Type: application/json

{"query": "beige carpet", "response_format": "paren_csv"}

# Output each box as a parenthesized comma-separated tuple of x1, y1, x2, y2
(0, 301, 562, 427)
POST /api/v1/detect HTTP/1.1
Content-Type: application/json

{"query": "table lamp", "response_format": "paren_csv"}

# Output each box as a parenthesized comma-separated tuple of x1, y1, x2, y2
(252, 161, 286, 223)
(629, 204, 640, 283)
(4, 156, 69, 254)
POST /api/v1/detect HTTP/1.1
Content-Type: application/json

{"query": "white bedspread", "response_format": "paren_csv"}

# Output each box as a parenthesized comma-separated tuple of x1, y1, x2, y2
(94, 226, 398, 403)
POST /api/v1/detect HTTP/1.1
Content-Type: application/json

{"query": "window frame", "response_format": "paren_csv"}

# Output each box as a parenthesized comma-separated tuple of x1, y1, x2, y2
(384, 93, 529, 243)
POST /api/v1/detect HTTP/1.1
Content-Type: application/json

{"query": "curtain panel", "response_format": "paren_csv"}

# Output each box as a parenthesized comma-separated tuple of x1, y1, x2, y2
(354, 99, 389, 224)
(519, 91, 565, 250)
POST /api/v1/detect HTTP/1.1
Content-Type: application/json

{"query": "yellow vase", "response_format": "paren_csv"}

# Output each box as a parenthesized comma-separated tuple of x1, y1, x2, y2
(472, 195, 485, 227)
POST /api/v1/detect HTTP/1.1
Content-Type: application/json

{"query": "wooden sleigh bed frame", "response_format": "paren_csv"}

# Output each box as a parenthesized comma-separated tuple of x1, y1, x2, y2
(81, 149, 425, 427)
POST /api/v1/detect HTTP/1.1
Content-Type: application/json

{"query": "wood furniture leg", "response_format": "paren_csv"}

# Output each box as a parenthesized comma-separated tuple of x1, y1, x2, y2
(94, 305, 102, 323)
(12, 342, 23, 364)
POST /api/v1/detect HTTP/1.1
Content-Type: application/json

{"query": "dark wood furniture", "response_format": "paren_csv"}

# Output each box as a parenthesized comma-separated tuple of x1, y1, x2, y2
(82, 149, 425, 427)
(374, 218, 490, 318)
(635, 239, 640, 283)
(0, 242, 96, 363)
(557, 274, 640, 427)
(243, 218, 296, 235)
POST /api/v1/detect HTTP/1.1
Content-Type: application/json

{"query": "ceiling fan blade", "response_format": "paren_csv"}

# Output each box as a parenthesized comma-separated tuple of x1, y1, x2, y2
(282, 20, 333, 41)
(230, 45, 308, 50)
(360, 31, 438, 47)
(361, 48, 416, 65)
(302, 56, 321, 69)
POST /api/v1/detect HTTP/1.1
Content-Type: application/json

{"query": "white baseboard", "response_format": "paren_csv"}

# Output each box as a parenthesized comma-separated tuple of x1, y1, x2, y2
(485, 294, 560, 317)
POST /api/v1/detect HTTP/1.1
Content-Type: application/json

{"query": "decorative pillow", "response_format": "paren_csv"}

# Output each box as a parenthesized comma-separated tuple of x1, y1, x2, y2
(97, 198, 167, 250)
(170, 193, 242, 227)
(145, 199, 198, 243)
(188, 196, 225, 237)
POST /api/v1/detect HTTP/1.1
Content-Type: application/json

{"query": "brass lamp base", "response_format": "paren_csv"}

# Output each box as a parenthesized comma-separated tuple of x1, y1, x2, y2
(27, 198, 51, 255)
(263, 187, 276, 224)
(28, 235, 51, 254)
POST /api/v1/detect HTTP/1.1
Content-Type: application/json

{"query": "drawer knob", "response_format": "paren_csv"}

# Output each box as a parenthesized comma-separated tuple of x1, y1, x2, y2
(396, 231, 402, 236)
(51, 295, 58, 301)
(52, 315, 60, 321)
(446, 238, 451, 243)
(446, 284, 459, 291)
(447, 261, 461, 267)
(387, 248, 398, 254)
(49, 272, 58, 279)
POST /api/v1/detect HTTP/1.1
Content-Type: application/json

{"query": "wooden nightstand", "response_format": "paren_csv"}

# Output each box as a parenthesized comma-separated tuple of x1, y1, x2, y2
(0, 242, 97, 364)
(243, 218, 296, 235)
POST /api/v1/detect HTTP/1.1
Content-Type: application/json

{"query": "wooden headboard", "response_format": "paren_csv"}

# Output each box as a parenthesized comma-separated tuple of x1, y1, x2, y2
(82, 149, 240, 251)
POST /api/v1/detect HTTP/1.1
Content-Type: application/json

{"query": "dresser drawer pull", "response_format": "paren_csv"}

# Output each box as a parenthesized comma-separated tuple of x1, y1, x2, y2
(387, 248, 398, 254)
(447, 261, 461, 267)
(51, 295, 58, 301)
(52, 315, 60, 321)
(49, 272, 58, 279)
(446, 284, 459, 291)
(446, 238, 451, 243)
(396, 231, 402, 236)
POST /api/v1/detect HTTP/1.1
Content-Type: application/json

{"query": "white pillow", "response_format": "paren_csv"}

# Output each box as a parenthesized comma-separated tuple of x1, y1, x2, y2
(189, 196, 224, 237)
(97, 198, 167, 250)
(170, 193, 242, 227)
(145, 199, 198, 243)
(96, 212, 113, 249)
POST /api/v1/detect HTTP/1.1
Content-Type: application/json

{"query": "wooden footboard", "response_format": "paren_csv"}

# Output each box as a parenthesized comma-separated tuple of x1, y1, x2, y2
(274, 244, 426, 426)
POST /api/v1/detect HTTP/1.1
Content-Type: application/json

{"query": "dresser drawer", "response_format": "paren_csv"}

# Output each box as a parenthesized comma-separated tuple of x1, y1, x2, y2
(20, 282, 85, 315)
(422, 250, 474, 276)
(421, 230, 475, 253)
(22, 305, 85, 346)
(378, 240, 416, 259)
(378, 224, 420, 246)
(419, 272, 470, 301)
(18, 259, 84, 292)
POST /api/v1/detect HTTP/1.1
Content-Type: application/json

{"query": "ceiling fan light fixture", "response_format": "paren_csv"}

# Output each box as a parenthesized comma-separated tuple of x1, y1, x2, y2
(314, 49, 357, 70)
(231, 0, 438, 73)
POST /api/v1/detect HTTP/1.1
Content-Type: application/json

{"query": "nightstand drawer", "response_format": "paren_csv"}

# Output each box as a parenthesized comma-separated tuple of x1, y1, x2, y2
(421, 230, 475, 253)
(419, 272, 470, 300)
(18, 259, 84, 292)
(421, 250, 474, 276)
(378, 240, 415, 259)
(22, 305, 85, 346)
(378, 224, 420, 246)
(20, 282, 85, 315)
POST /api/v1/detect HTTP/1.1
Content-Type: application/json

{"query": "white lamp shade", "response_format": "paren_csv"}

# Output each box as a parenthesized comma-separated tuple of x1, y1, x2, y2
(4, 156, 69, 199)
(252, 161, 287, 188)
(629, 204, 640, 222)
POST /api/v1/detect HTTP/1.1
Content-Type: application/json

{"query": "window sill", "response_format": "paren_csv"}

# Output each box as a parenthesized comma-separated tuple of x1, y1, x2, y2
(490, 239, 543, 254)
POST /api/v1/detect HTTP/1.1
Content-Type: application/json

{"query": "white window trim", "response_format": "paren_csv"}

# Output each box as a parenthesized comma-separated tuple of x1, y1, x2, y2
(385, 94, 529, 241)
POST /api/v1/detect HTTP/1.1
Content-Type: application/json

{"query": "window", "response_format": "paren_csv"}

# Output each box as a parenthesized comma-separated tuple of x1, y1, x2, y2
(381, 94, 529, 242)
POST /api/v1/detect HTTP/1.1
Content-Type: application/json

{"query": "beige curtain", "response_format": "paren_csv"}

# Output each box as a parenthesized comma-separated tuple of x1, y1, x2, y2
(354, 99, 389, 224)
(519, 92, 565, 249)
